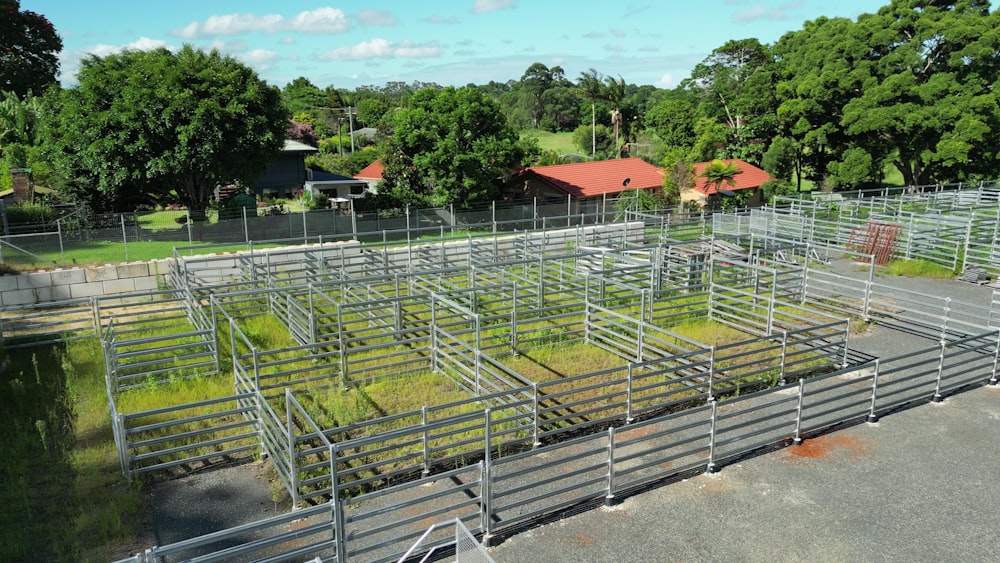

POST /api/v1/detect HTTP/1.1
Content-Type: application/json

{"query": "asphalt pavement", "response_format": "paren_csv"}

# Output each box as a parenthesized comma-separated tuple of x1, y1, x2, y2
(487, 383, 1000, 562)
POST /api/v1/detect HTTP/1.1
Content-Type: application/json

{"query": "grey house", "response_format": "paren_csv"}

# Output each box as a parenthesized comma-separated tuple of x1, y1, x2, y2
(250, 140, 318, 198)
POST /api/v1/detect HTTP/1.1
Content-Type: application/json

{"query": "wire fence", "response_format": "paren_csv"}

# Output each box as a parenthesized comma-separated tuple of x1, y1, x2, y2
(6, 182, 1000, 563)
(0, 195, 672, 269)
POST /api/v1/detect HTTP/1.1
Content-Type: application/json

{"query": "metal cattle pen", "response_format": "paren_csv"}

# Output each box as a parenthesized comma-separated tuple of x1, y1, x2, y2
(2, 192, 997, 562)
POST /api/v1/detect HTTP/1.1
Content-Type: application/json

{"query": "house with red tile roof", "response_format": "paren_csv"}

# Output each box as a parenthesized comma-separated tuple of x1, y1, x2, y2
(684, 158, 773, 207)
(509, 158, 664, 200)
(354, 160, 385, 192)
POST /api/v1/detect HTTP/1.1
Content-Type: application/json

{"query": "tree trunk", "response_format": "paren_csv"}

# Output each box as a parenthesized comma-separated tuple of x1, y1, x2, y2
(590, 102, 597, 156)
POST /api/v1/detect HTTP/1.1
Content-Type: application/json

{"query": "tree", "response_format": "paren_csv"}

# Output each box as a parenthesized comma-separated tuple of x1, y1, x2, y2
(0, 89, 43, 190)
(356, 97, 390, 128)
(577, 69, 603, 157)
(381, 86, 532, 208)
(0, 0, 63, 98)
(660, 147, 696, 208)
(603, 75, 627, 152)
(840, 0, 1000, 185)
(774, 16, 859, 188)
(572, 123, 613, 158)
(520, 62, 556, 129)
(282, 77, 329, 116)
(699, 159, 741, 209)
(761, 136, 800, 190)
(286, 119, 318, 147)
(688, 38, 776, 160)
(690, 117, 729, 162)
(645, 88, 698, 150)
(41, 45, 288, 211)
(775, 2, 1000, 187)
(0, 89, 39, 147)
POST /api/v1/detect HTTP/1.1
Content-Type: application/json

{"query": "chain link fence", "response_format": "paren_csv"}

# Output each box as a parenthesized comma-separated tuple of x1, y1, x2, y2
(0, 196, 671, 269)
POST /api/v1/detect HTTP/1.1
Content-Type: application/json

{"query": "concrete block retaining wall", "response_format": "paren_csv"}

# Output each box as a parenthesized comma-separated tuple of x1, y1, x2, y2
(0, 225, 640, 306)
(0, 260, 173, 306)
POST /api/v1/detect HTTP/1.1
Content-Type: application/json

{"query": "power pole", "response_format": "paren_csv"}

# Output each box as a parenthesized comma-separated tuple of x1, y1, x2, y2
(348, 106, 356, 153)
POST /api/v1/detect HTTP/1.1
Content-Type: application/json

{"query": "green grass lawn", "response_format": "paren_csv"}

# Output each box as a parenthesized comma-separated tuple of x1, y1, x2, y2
(521, 130, 578, 155)
(2, 239, 291, 270)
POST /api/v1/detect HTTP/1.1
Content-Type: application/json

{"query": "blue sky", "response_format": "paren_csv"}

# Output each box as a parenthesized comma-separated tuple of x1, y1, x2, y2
(28, 0, 889, 90)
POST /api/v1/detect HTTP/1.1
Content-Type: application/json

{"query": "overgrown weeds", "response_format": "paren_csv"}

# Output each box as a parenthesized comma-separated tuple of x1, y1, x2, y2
(1, 339, 144, 562)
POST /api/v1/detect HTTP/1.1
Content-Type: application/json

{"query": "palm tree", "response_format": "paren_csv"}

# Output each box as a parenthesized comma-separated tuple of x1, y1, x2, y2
(0, 91, 39, 148)
(577, 69, 603, 158)
(699, 159, 741, 208)
(602, 75, 626, 155)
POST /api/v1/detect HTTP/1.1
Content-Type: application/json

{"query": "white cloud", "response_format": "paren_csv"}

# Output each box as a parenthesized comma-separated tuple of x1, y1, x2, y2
(287, 7, 351, 34)
(278, 36, 296, 45)
(471, 0, 515, 15)
(656, 72, 674, 87)
(239, 49, 280, 65)
(170, 8, 350, 38)
(356, 9, 396, 27)
(171, 13, 283, 38)
(317, 39, 441, 61)
(85, 36, 169, 57)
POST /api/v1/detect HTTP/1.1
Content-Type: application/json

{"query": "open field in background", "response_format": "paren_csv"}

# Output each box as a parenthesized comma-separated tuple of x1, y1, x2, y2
(520, 130, 579, 155)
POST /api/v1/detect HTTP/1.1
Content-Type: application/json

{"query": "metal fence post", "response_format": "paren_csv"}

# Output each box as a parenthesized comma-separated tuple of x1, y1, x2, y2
(990, 330, 1000, 386)
(286, 390, 299, 508)
(863, 254, 875, 321)
(626, 363, 634, 423)
(932, 339, 947, 403)
(706, 401, 719, 474)
(57, 218, 65, 264)
(422, 406, 431, 475)
(707, 346, 716, 402)
(242, 206, 249, 244)
(778, 331, 788, 386)
(331, 444, 347, 563)
(605, 427, 616, 507)
(120, 214, 129, 262)
(867, 359, 881, 422)
(482, 408, 494, 546)
(941, 297, 951, 340)
(430, 296, 439, 373)
(792, 379, 806, 445)
(636, 311, 644, 363)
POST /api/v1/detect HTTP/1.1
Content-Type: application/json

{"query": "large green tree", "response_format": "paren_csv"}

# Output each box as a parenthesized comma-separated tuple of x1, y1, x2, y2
(41, 46, 288, 211)
(775, 1, 1000, 188)
(577, 68, 604, 157)
(841, 0, 1000, 185)
(282, 77, 329, 116)
(774, 17, 859, 188)
(381, 86, 532, 208)
(0, 0, 62, 98)
(645, 88, 699, 151)
(687, 38, 777, 162)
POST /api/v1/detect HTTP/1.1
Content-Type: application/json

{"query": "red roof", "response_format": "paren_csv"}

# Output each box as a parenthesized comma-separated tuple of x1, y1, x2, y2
(521, 158, 664, 198)
(355, 160, 384, 181)
(692, 159, 772, 195)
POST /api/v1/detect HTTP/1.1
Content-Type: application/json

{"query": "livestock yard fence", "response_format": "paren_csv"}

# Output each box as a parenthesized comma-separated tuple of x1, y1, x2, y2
(2, 185, 999, 562)
(0, 194, 702, 269)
